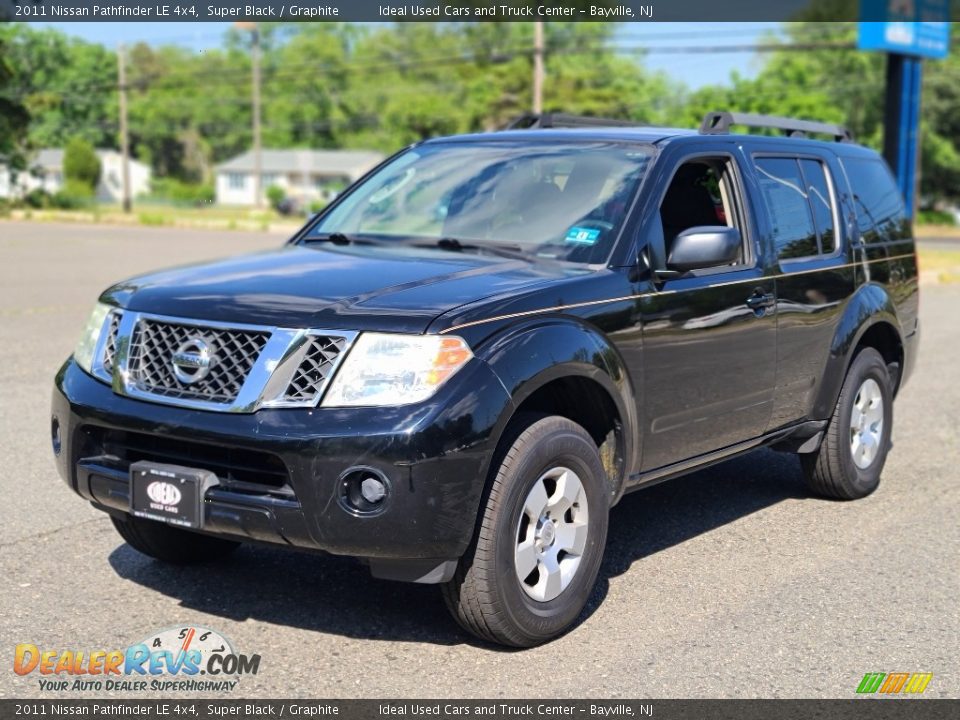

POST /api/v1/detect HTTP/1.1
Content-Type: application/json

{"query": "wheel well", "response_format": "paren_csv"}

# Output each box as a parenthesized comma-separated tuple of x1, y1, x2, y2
(855, 321, 904, 394)
(513, 376, 624, 492)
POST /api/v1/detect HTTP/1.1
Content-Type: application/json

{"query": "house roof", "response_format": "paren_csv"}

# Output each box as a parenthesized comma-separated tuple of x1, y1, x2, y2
(215, 149, 384, 177)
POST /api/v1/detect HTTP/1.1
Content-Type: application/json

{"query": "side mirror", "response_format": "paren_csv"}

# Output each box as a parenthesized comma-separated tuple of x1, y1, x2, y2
(665, 226, 741, 273)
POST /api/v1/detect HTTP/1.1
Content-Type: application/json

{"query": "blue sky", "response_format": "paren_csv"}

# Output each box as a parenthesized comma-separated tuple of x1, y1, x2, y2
(32, 21, 779, 89)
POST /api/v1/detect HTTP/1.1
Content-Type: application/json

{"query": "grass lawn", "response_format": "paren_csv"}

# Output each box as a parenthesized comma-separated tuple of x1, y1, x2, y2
(5, 203, 305, 233)
(915, 223, 960, 238)
(917, 247, 960, 284)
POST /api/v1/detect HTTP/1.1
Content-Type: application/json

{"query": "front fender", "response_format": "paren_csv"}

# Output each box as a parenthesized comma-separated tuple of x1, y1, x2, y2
(474, 318, 640, 497)
(813, 282, 902, 419)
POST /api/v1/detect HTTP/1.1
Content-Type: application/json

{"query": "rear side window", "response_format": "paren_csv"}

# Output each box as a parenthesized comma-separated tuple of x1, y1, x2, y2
(800, 159, 836, 254)
(842, 157, 909, 244)
(754, 157, 818, 259)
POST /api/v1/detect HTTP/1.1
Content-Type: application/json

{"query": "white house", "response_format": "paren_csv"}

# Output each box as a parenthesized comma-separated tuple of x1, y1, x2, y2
(0, 148, 151, 203)
(214, 149, 384, 206)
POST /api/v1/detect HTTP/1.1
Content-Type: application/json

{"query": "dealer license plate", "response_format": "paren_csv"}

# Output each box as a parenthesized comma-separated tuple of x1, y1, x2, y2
(129, 461, 217, 529)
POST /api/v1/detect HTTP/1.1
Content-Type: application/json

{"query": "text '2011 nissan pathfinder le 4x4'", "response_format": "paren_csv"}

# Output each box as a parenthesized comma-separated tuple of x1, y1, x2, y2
(52, 112, 918, 647)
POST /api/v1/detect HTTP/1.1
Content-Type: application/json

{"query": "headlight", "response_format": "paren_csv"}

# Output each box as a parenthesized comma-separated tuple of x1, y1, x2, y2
(73, 302, 112, 374)
(321, 333, 473, 407)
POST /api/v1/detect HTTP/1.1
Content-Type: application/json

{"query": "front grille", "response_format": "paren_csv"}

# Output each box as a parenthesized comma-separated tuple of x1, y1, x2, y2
(127, 319, 270, 404)
(80, 426, 293, 497)
(282, 335, 348, 403)
(101, 311, 122, 376)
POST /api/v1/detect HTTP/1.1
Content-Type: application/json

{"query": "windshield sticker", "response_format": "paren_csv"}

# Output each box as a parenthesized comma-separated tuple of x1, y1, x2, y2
(565, 227, 601, 245)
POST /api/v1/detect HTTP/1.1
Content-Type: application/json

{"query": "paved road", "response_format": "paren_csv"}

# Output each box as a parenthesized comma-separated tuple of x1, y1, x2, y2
(1, 222, 957, 699)
(918, 235, 960, 251)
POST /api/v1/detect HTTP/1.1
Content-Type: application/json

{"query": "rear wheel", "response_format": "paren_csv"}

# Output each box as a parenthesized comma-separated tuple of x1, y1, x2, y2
(442, 415, 609, 647)
(802, 348, 893, 500)
(111, 514, 240, 564)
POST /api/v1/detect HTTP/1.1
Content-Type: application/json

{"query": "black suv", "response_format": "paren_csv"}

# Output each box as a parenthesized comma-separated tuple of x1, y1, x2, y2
(52, 112, 919, 647)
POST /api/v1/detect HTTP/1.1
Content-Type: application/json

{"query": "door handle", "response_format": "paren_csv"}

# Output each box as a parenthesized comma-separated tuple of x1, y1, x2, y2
(745, 289, 776, 311)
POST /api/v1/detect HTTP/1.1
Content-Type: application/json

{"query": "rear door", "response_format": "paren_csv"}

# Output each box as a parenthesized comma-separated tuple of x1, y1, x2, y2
(636, 143, 778, 471)
(749, 147, 856, 428)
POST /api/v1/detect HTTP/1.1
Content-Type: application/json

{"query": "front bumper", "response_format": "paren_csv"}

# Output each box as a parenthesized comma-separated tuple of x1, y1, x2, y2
(51, 358, 512, 579)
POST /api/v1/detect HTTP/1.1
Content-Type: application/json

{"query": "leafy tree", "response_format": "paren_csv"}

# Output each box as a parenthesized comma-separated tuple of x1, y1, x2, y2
(0, 33, 31, 178)
(63, 136, 101, 189)
(670, 18, 960, 203)
(0, 24, 114, 149)
(6, 17, 957, 206)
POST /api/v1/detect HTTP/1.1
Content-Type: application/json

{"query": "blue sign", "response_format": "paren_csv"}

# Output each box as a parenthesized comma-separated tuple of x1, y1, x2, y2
(858, 0, 952, 59)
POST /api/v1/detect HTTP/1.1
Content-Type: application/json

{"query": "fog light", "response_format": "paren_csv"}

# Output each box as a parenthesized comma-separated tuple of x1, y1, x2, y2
(338, 467, 390, 515)
(51, 417, 62, 456)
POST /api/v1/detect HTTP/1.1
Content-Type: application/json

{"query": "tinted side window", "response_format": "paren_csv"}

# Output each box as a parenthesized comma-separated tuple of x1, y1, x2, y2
(800, 159, 836, 254)
(755, 157, 818, 259)
(842, 157, 909, 244)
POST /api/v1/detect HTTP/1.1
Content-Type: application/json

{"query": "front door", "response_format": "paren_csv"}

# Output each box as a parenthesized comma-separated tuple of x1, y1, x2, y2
(638, 150, 777, 471)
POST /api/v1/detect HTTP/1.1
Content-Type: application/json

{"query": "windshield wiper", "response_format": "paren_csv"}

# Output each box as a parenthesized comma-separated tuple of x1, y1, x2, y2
(420, 238, 533, 262)
(302, 232, 356, 246)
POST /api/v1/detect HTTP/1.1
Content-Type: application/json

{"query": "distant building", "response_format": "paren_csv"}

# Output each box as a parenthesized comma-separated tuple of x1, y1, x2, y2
(214, 149, 384, 206)
(0, 149, 151, 203)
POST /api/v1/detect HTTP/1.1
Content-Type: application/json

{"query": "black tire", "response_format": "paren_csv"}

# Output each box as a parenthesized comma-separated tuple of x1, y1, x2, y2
(802, 348, 893, 500)
(442, 414, 609, 647)
(111, 514, 240, 564)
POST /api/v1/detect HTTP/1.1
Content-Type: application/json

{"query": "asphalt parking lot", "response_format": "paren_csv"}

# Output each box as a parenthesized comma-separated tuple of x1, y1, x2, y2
(1, 221, 957, 699)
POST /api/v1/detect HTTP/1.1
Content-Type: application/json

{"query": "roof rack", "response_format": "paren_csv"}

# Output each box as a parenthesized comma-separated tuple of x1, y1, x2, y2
(503, 113, 643, 130)
(699, 111, 854, 143)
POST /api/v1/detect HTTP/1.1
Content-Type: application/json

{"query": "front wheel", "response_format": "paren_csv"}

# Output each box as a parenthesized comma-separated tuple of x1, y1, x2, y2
(442, 415, 609, 647)
(802, 348, 893, 500)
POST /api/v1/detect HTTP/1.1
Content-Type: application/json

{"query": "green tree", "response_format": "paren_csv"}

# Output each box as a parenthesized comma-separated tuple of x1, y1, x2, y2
(668, 18, 960, 204)
(0, 34, 31, 176)
(63, 136, 101, 189)
(0, 25, 114, 149)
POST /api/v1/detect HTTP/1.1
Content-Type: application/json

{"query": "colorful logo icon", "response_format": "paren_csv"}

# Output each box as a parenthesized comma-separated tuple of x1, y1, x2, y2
(856, 672, 933, 694)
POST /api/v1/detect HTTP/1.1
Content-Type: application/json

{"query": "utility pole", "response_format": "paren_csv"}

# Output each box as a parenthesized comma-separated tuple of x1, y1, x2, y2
(236, 22, 263, 208)
(117, 43, 132, 213)
(533, 21, 544, 115)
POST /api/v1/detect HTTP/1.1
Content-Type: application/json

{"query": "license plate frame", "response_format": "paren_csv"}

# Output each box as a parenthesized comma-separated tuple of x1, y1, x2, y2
(129, 461, 218, 530)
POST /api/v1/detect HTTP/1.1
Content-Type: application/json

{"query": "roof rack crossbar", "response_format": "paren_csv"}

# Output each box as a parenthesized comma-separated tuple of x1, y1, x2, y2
(503, 113, 644, 130)
(699, 111, 854, 143)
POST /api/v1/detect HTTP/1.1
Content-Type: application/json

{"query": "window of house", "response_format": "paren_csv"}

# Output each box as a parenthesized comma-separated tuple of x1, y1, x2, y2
(755, 157, 833, 260)
(841, 157, 909, 244)
(261, 173, 279, 188)
(227, 173, 246, 190)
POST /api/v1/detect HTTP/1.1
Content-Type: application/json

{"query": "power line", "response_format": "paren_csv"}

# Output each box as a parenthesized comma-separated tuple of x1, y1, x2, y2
(3, 40, 867, 103)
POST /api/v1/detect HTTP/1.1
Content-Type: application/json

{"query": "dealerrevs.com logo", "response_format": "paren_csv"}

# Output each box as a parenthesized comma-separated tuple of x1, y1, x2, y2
(14, 625, 260, 693)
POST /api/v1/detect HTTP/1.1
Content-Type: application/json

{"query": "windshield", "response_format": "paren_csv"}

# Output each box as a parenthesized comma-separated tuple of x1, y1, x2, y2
(305, 140, 655, 264)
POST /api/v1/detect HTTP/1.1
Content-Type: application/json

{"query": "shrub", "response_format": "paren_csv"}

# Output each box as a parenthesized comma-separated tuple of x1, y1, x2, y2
(917, 209, 956, 226)
(22, 188, 51, 209)
(51, 179, 95, 209)
(63, 137, 101, 190)
(266, 184, 286, 210)
(150, 177, 214, 206)
(138, 212, 168, 226)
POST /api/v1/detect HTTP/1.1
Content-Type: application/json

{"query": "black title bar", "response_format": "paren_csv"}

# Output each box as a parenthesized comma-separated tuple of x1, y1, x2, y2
(1, 0, 953, 23)
(2, 700, 960, 720)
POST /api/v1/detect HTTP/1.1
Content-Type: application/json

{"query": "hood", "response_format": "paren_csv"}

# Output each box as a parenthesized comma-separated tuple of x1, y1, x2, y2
(101, 244, 575, 334)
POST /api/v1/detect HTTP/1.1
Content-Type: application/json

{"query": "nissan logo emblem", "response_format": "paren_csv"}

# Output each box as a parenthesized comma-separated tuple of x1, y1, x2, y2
(171, 338, 216, 384)
(146, 481, 182, 506)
